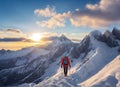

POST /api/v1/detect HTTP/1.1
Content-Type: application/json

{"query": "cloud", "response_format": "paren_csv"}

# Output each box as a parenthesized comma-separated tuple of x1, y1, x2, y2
(86, 0, 120, 21)
(35, 6, 71, 29)
(35, 0, 120, 28)
(40, 32, 57, 41)
(67, 32, 88, 40)
(36, 13, 66, 28)
(0, 29, 27, 38)
(70, 0, 120, 28)
(41, 32, 57, 37)
(0, 38, 33, 42)
(0, 29, 29, 42)
(70, 15, 109, 28)
(86, 0, 120, 13)
(34, 5, 56, 17)
(7, 29, 21, 33)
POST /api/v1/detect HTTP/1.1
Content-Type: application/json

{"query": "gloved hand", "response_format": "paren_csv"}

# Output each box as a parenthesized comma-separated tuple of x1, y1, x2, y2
(69, 65, 71, 68)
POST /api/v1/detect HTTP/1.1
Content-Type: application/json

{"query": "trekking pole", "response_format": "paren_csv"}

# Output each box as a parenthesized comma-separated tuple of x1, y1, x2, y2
(68, 67, 69, 76)
(69, 65, 71, 76)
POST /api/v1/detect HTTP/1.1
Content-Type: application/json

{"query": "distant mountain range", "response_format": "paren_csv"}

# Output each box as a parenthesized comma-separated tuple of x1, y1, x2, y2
(0, 28, 120, 87)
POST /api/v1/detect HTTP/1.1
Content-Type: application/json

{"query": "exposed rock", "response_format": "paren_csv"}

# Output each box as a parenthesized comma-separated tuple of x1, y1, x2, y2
(112, 27, 120, 40)
(90, 30, 102, 40)
(100, 30, 119, 47)
(71, 35, 91, 58)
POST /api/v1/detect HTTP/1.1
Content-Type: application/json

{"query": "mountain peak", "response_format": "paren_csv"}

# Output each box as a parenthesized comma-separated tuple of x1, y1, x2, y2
(89, 30, 102, 40)
(60, 34, 66, 38)
(89, 30, 101, 37)
(112, 27, 120, 40)
(104, 30, 112, 37)
(59, 34, 71, 42)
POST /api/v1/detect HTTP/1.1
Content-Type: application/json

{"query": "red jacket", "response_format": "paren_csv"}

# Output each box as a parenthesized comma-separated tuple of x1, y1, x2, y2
(61, 56, 71, 68)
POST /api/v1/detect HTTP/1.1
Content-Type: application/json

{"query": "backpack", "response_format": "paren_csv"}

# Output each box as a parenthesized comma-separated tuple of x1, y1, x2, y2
(63, 57, 68, 65)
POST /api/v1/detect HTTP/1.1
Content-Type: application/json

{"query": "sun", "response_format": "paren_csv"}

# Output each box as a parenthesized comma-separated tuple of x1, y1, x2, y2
(30, 33, 42, 42)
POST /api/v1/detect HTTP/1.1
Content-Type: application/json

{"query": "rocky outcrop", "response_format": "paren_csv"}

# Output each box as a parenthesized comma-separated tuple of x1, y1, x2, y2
(71, 35, 91, 58)
(112, 28, 120, 40)
(99, 30, 119, 47)
(103, 30, 118, 47)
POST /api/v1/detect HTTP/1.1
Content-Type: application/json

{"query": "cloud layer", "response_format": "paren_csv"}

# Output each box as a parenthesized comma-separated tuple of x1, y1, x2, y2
(0, 38, 32, 42)
(35, 0, 120, 28)
(0, 28, 26, 38)
(0, 29, 30, 42)
(71, 0, 120, 28)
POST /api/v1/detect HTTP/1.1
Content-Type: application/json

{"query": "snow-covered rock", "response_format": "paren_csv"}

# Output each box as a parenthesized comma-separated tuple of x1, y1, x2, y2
(99, 30, 119, 47)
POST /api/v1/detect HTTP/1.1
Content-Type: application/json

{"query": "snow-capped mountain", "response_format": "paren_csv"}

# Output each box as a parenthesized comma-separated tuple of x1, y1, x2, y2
(0, 28, 120, 87)
(0, 35, 74, 86)
(29, 29, 119, 87)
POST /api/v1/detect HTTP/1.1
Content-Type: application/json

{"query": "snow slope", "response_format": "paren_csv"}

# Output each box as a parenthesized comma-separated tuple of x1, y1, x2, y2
(80, 55, 120, 87)
(16, 53, 120, 87)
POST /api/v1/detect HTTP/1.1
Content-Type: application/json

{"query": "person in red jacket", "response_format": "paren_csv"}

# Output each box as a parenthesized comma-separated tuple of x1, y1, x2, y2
(61, 56, 71, 76)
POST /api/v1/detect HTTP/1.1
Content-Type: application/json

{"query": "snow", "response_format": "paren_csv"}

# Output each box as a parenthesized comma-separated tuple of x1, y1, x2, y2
(30, 47, 50, 58)
(27, 47, 50, 62)
(80, 55, 120, 87)
(15, 58, 27, 66)
(16, 83, 36, 87)
(89, 30, 101, 37)
(0, 47, 34, 60)
(32, 34, 119, 87)
(3, 30, 120, 87)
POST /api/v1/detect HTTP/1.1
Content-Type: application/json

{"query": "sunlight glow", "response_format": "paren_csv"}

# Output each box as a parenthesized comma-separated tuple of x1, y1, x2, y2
(30, 33, 42, 42)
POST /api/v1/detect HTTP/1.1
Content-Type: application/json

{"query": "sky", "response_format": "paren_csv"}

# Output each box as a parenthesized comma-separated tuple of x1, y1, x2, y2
(0, 0, 120, 50)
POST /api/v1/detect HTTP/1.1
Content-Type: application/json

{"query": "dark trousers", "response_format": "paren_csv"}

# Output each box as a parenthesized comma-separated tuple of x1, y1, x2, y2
(64, 67, 68, 76)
